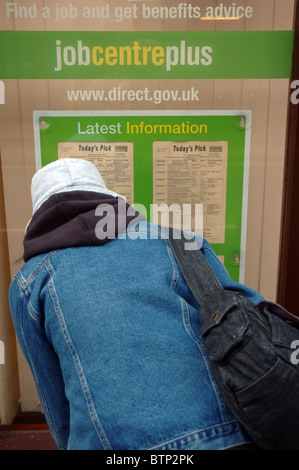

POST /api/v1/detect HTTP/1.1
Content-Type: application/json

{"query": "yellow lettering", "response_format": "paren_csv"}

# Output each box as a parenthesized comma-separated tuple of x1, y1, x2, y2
(105, 46, 118, 66)
(152, 46, 164, 66)
(92, 46, 104, 65)
(119, 46, 132, 66)
(142, 46, 152, 65)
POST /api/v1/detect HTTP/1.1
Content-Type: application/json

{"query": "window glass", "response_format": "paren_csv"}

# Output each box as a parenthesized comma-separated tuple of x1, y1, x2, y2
(0, 0, 296, 423)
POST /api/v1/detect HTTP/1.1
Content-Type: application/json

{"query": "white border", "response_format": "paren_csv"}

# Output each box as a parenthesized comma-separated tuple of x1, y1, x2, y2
(33, 110, 251, 283)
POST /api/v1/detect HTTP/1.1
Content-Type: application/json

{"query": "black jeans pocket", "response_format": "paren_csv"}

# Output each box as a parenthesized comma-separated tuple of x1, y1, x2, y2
(234, 356, 299, 450)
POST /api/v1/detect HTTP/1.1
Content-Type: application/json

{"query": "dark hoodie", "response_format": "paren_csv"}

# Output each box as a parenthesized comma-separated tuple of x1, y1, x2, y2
(23, 190, 145, 262)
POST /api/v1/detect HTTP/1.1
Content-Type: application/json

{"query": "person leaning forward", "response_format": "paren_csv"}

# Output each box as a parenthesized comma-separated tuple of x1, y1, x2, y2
(9, 158, 263, 450)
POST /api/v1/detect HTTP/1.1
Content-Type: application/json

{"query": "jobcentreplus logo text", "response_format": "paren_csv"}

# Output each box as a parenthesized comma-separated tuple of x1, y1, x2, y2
(54, 39, 213, 73)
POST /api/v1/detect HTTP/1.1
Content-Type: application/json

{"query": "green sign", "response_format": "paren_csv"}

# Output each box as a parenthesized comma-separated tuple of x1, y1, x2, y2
(34, 110, 251, 282)
(0, 30, 294, 79)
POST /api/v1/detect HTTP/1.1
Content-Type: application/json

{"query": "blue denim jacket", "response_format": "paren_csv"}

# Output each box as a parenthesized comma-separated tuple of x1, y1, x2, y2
(9, 222, 264, 450)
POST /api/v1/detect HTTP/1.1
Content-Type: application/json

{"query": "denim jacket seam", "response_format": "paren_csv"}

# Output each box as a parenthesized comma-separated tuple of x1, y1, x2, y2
(179, 298, 225, 416)
(45, 259, 112, 450)
(126, 222, 164, 239)
(18, 250, 61, 291)
(179, 287, 232, 424)
(202, 245, 226, 272)
(27, 300, 42, 324)
(15, 271, 30, 296)
(149, 420, 246, 450)
(165, 242, 180, 291)
(180, 298, 201, 345)
(165, 236, 236, 426)
(15, 291, 66, 449)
